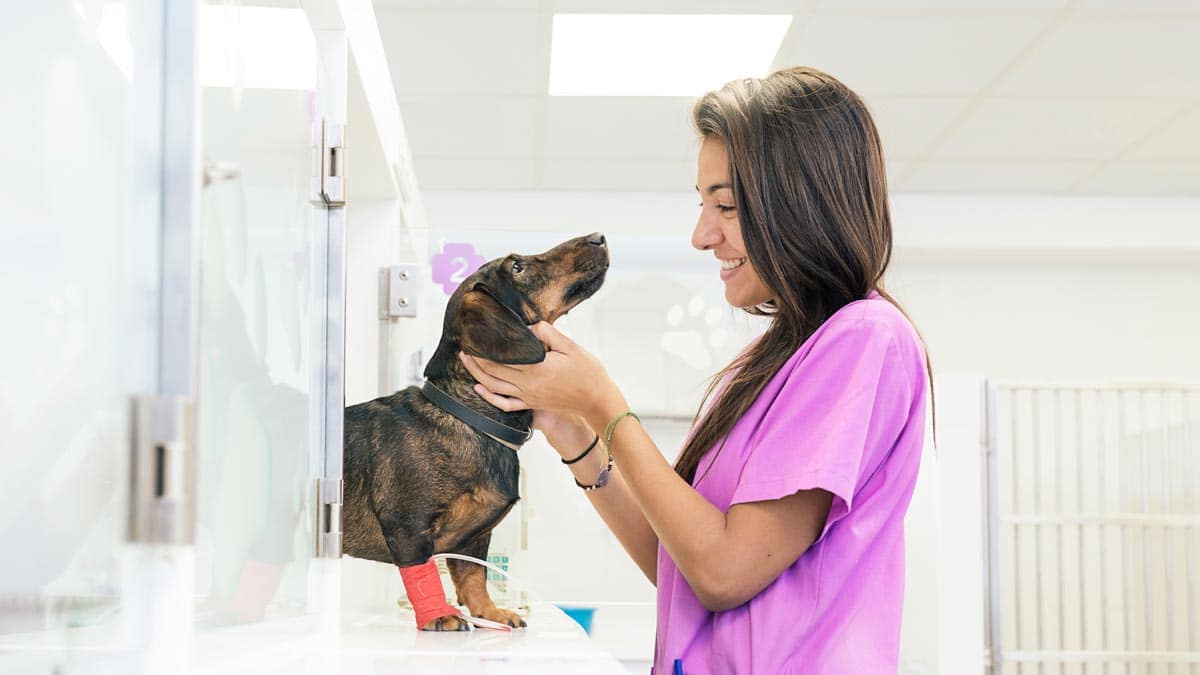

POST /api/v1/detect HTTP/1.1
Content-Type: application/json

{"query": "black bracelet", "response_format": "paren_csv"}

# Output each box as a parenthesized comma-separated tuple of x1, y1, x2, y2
(561, 434, 600, 465)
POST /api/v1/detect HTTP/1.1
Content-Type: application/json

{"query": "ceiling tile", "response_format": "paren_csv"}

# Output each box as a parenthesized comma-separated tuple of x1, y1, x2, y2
(867, 97, 972, 160)
(812, 0, 1067, 8)
(374, 0, 540, 9)
(412, 158, 536, 190)
(376, 10, 544, 96)
(1075, 0, 1200, 10)
(931, 99, 1184, 161)
(1074, 163, 1200, 196)
(540, 158, 696, 191)
(994, 14, 1200, 99)
(551, 0, 802, 12)
(1123, 106, 1200, 162)
(899, 160, 1096, 193)
(779, 12, 1052, 97)
(379, 1, 1200, 197)
(398, 96, 538, 158)
(544, 97, 697, 160)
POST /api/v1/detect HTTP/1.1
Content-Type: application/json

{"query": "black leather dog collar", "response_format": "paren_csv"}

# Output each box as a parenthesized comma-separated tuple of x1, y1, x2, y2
(421, 381, 533, 448)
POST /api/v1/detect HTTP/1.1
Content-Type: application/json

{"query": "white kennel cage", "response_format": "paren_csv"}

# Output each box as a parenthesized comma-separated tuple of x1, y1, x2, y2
(985, 384, 1200, 675)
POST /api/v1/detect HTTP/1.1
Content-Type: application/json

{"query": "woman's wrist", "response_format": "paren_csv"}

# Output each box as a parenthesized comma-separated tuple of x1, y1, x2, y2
(584, 392, 631, 440)
(565, 441, 610, 487)
(543, 415, 596, 459)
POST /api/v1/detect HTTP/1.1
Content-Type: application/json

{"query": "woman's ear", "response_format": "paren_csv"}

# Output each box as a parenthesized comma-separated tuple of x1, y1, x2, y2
(456, 289, 546, 365)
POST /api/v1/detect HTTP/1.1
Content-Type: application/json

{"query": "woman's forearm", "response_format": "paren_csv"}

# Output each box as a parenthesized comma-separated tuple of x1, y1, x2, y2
(579, 460, 659, 583)
(583, 402, 742, 606)
(543, 422, 659, 583)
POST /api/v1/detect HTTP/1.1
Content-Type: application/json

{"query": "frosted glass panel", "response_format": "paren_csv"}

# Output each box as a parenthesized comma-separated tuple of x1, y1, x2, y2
(0, 0, 164, 641)
(194, 21, 317, 624)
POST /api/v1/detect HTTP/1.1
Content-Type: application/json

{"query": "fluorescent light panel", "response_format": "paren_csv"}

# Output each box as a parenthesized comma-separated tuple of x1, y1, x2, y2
(199, 5, 316, 90)
(549, 14, 792, 97)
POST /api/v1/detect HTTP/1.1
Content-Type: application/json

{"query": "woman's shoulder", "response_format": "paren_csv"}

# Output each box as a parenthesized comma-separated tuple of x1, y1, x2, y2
(820, 292, 922, 348)
(786, 293, 926, 379)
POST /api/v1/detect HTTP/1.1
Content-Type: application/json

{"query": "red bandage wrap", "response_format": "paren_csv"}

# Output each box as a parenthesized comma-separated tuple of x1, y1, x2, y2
(398, 561, 459, 628)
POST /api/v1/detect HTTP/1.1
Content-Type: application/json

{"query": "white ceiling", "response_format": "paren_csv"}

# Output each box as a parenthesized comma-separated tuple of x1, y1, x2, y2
(373, 0, 1200, 196)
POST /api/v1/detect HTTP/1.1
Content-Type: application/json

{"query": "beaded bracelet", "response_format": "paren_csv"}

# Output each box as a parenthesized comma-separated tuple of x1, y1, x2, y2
(574, 411, 639, 492)
(574, 451, 613, 491)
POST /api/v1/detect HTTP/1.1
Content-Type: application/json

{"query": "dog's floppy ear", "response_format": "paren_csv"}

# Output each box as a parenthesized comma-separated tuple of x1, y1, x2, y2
(457, 288, 546, 365)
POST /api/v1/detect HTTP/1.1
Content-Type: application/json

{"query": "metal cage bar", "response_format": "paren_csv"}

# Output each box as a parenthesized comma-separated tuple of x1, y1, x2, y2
(988, 384, 1200, 675)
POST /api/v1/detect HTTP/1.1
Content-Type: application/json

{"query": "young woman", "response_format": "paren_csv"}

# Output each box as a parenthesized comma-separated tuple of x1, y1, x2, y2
(461, 66, 931, 674)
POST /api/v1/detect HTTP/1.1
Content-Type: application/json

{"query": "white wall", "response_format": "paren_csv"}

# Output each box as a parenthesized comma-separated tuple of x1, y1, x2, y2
(891, 254, 1200, 383)
(345, 198, 403, 405)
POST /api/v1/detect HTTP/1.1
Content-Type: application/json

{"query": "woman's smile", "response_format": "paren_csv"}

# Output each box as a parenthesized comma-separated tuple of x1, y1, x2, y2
(718, 256, 747, 281)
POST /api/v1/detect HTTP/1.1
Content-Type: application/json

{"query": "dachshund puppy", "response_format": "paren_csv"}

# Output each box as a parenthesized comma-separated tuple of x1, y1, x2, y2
(343, 233, 609, 630)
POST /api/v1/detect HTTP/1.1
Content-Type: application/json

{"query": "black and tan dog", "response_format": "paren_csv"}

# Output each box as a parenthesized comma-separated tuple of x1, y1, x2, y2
(343, 233, 609, 631)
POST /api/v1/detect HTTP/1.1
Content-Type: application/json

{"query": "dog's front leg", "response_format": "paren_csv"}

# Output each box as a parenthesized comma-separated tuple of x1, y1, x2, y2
(446, 534, 527, 629)
(384, 527, 471, 631)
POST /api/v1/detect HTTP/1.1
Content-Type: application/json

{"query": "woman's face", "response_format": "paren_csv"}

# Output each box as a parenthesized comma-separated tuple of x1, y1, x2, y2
(692, 137, 775, 309)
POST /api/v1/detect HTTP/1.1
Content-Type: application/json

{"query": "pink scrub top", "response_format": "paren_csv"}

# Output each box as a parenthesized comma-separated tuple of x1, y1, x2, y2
(653, 292, 928, 675)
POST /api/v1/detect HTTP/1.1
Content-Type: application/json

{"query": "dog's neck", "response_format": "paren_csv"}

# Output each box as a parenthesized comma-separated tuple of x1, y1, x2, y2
(426, 361, 534, 434)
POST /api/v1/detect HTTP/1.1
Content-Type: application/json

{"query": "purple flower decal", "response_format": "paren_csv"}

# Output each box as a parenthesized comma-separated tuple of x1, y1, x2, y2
(430, 242, 485, 296)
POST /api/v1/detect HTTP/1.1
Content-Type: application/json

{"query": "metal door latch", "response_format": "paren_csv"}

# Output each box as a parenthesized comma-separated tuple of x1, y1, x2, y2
(311, 118, 346, 207)
(315, 477, 343, 558)
(129, 395, 196, 545)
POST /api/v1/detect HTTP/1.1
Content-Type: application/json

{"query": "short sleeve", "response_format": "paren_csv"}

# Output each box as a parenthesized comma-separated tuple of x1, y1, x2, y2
(727, 314, 915, 539)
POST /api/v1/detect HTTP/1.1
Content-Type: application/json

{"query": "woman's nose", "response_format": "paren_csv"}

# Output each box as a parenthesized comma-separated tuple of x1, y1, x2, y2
(691, 210, 722, 251)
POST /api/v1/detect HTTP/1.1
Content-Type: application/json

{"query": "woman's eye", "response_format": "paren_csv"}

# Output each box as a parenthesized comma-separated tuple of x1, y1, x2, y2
(511, 260, 525, 274)
(717, 205, 736, 213)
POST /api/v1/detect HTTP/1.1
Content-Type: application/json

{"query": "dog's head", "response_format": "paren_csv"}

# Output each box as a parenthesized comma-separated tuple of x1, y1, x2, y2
(424, 233, 610, 380)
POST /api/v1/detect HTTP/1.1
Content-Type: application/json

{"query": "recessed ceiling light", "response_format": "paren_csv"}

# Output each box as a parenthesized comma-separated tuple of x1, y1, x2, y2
(199, 5, 316, 90)
(549, 14, 792, 97)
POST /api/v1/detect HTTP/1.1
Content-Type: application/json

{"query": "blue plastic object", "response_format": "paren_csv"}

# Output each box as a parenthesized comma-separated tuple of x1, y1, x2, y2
(556, 605, 597, 634)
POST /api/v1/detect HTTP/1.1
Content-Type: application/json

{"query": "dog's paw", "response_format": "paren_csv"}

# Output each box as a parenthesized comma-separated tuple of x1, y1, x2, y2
(475, 607, 527, 629)
(420, 614, 472, 631)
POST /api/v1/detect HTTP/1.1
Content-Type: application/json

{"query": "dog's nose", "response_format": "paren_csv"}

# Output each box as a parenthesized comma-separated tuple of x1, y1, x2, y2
(587, 232, 606, 247)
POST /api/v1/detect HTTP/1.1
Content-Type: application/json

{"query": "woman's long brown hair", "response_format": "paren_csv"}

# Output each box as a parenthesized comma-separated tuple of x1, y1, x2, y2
(675, 66, 934, 484)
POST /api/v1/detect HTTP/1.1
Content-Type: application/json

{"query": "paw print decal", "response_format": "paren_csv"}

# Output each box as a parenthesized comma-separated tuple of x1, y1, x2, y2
(430, 242, 485, 296)
(661, 295, 728, 370)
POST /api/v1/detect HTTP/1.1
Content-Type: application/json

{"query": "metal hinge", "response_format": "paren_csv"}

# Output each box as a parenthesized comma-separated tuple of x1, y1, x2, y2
(379, 264, 419, 319)
(129, 395, 196, 545)
(311, 118, 346, 207)
(315, 477, 343, 558)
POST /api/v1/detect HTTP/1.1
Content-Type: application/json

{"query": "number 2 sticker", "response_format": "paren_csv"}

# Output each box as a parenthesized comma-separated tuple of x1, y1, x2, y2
(431, 243, 485, 295)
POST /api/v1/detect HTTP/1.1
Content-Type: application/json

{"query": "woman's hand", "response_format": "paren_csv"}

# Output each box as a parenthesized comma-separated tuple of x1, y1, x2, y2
(459, 321, 624, 424)
(471, 388, 591, 457)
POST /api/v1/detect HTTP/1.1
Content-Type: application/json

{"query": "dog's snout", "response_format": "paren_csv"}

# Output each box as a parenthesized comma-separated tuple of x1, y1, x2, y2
(587, 232, 606, 247)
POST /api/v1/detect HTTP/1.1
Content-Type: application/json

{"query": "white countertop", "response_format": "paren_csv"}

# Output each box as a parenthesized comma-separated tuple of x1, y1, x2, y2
(192, 603, 632, 675)
(0, 602, 633, 674)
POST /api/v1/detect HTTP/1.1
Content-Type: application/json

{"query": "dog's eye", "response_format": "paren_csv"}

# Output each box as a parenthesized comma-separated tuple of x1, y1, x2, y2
(511, 260, 525, 275)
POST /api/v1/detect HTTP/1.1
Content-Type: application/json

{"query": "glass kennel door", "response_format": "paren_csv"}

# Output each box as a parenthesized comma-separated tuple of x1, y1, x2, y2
(0, 0, 173, 669)
(194, 0, 330, 627)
